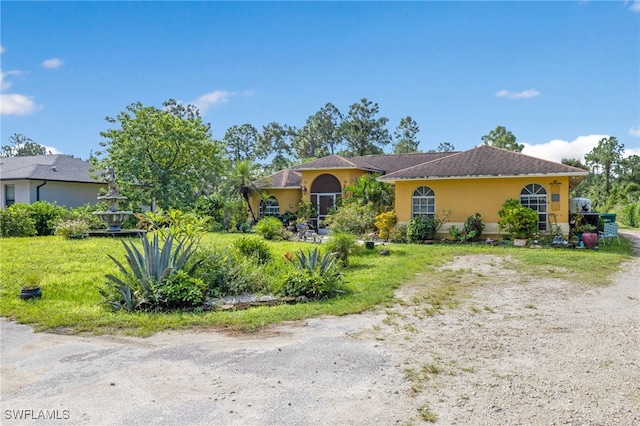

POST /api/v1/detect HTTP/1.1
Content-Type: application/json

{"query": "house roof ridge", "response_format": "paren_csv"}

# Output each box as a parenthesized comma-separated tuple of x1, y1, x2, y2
(477, 144, 589, 173)
(379, 144, 589, 181)
(0, 154, 101, 183)
(379, 149, 469, 178)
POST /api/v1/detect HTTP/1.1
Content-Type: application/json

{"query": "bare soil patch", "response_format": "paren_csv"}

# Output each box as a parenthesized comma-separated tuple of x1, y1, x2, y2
(358, 230, 640, 425)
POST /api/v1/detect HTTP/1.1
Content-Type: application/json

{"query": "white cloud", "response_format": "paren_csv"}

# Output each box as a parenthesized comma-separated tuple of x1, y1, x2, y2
(0, 45, 5, 54)
(0, 93, 38, 115)
(42, 58, 63, 69)
(43, 145, 62, 155)
(521, 134, 609, 162)
(629, 1, 640, 12)
(629, 127, 640, 137)
(190, 90, 235, 114)
(495, 89, 540, 99)
(1, 69, 22, 91)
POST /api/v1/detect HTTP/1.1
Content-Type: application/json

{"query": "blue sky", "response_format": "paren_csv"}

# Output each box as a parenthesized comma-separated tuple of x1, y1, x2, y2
(2, 1, 639, 163)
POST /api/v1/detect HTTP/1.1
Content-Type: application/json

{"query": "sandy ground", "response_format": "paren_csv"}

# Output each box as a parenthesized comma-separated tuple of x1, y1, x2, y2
(1, 230, 639, 425)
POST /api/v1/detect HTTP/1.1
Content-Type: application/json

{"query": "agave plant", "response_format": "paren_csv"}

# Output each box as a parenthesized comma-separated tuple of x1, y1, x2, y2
(287, 247, 337, 275)
(282, 247, 345, 299)
(104, 232, 200, 309)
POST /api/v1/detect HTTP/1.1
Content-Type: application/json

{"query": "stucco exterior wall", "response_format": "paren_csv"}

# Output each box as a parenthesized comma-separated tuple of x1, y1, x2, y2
(1, 180, 104, 208)
(249, 188, 303, 218)
(394, 176, 572, 236)
(1, 180, 31, 207)
(31, 181, 104, 208)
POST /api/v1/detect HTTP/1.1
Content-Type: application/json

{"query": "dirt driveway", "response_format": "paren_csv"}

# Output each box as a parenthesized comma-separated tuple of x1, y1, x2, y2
(1, 231, 639, 425)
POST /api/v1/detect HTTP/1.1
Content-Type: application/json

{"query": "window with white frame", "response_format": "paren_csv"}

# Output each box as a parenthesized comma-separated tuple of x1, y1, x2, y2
(262, 196, 280, 217)
(5, 184, 15, 207)
(520, 183, 547, 231)
(412, 186, 435, 218)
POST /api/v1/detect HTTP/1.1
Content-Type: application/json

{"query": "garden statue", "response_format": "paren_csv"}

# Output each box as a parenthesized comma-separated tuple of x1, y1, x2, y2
(105, 167, 119, 197)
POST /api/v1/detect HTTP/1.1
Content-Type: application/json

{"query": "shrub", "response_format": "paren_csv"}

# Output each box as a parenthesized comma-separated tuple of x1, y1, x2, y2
(155, 270, 206, 308)
(282, 248, 345, 299)
(194, 193, 226, 230)
(0, 204, 37, 237)
(390, 224, 408, 243)
(63, 203, 106, 230)
(374, 211, 397, 241)
(253, 216, 286, 240)
(619, 202, 639, 228)
(407, 216, 440, 242)
(30, 201, 66, 236)
(193, 249, 270, 297)
(448, 213, 485, 242)
(497, 199, 539, 239)
(135, 209, 209, 244)
(325, 232, 360, 266)
(233, 236, 272, 264)
(323, 203, 377, 236)
(55, 219, 89, 239)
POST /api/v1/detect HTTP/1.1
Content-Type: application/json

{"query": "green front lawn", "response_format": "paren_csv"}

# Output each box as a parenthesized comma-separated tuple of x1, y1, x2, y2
(0, 233, 634, 336)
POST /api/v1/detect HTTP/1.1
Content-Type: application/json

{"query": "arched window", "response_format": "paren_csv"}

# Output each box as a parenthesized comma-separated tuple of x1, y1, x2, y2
(520, 183, 547, 231)
(261, 196, 280, 217)
(412, 186, 435, 218)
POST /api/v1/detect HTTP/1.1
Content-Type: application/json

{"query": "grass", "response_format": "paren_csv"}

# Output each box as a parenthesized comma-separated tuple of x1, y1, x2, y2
(0, 232, 635, 336)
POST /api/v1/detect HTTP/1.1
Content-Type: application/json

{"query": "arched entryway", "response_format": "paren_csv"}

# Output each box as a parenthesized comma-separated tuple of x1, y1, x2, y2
(310, 174, 342, 229)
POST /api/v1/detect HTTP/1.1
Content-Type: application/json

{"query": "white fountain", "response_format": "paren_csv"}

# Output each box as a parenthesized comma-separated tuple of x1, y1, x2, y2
(93, 168, 133, 233)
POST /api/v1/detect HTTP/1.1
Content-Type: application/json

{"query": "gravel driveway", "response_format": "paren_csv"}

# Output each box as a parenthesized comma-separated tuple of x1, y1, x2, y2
(1, 230, 639, 425)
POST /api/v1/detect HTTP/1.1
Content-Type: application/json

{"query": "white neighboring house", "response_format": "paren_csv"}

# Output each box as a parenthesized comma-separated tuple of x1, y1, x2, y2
(0, 155, 105, 208)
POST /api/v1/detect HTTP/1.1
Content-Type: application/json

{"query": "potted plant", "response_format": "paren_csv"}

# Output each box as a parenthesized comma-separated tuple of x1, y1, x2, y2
(581, 223, 598, 248)
(570, 210, 585, 241)
(364, 232, 376, 249)
(497, 199, 539, 246)
(20, 272, 43, 300)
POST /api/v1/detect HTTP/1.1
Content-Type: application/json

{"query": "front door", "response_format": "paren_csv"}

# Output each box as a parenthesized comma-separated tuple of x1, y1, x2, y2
(309, 174, 342, 230)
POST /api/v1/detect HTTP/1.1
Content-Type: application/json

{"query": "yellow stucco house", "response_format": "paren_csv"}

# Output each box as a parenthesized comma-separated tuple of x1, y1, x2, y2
(249, 145, 589, 237)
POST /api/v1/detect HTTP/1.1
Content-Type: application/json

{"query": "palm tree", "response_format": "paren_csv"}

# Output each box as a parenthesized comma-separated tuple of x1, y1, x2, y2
(225, 160, 264, 222)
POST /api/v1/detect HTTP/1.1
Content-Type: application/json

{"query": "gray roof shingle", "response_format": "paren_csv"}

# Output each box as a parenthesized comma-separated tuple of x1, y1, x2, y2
(379, 145, 589, 181)
(255, 169, 302, 188)
(291, 152, 457, 174)
(0, 155, 102, 184)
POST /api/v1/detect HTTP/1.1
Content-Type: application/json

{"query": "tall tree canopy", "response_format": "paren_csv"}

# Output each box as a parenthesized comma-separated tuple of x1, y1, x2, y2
(291, 103, 343, 161)
(223, 124, 259, 162)
(94, 99, 223, 209)
(584, 136, 625, 195)
(392, 116, 420, 154)
(339, 98, 391, 157)
(481, 125, 523, 152)
(257, 122, 293, 173)
(561, 158, 588, 170)
(1, 133, 51, 157)
(437, 142, 455, 152)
